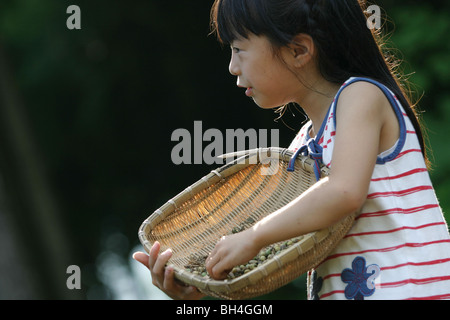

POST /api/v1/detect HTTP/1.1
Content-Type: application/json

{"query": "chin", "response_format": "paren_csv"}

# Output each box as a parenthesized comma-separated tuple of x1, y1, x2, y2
(253, 99, 282, 110)
(255, 101, 279, 110)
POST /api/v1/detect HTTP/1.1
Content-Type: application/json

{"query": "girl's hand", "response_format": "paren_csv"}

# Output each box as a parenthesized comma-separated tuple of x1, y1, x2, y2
(206, 230, 261, 280)
(133, 241, 205, 300)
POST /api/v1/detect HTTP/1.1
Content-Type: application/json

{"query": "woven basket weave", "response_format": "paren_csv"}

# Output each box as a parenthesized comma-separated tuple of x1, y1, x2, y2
(138, 147, 356, 299)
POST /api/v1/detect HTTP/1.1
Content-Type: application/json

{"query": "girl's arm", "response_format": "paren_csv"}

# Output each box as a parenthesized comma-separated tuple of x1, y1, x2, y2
(206, 82, 395, 279)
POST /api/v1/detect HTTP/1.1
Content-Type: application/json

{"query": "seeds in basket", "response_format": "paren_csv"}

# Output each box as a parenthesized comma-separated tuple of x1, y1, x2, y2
(183, 236, 301, 280)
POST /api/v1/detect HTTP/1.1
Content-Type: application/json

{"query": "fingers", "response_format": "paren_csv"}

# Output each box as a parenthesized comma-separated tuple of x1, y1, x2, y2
(133, 242, 206, 299)
(210, 262, 231, 280)
(132, 241, 165, 271)
(205, 255, 221, 279)
(206, 245, 230, 280)
(151, 250, 173, 288)
(148, 241, 161, 270)
(163, 264, 183, 292)
(163, 266, 205, 300)
(132, 251, 149, 268)
(154, 248, 173, 276)
(133, 242, 172, 288)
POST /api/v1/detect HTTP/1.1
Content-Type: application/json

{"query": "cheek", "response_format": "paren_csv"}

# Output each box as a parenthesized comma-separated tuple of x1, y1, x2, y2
(248, 58, 299, 107)
(252, 84, 291, 109)
(260, 73, 294, 98)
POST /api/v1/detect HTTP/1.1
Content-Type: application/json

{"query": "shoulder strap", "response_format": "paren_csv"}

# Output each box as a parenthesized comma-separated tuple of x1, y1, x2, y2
(332, 77, 407, 164)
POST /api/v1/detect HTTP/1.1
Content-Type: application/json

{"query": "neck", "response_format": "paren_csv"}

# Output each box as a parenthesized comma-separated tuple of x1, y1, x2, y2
(295, 77, 341, 138)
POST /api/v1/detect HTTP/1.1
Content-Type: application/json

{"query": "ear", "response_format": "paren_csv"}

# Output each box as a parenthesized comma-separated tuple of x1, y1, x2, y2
(287, 33, 315, 68)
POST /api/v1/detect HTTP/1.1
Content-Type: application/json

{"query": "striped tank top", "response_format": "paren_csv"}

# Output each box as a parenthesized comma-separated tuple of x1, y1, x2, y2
(288, 77, 450, 300)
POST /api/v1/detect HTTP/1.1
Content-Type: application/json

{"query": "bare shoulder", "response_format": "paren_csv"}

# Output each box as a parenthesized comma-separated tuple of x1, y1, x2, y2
(338, 80, 389, 111)
(334, 79, 400, 154)
(334, 80, 393, 126)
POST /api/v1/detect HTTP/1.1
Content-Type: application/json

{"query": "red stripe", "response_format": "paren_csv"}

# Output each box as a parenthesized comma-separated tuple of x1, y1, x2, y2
(382, 257, 450, 271)
(404, 293, 450, 300)
(394, 148, 422, 160)
(380, 275, 450, 289)
(322, 239, 450, 263)
(367, 185, 433, 199)
(406, 130, 416, 134)
(344, 222, 446, 238)
(320, 132, 335, 148)
(323, 273, 342, 281)
(321, 279, 450, 300)
(321, 290, 450, 300)
(320, 267, 450, 299)
(320, 290, 344, 299)
(322, 258, 450, 281)
(358, 204, 440, 218)
(371, 168, 428, 182)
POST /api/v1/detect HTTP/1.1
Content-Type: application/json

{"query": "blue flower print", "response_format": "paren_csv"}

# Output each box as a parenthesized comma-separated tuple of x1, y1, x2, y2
(341, 256, 380, 300)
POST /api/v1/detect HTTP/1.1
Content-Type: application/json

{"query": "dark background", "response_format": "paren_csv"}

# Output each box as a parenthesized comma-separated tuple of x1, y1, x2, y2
(0, 0, 448, 299)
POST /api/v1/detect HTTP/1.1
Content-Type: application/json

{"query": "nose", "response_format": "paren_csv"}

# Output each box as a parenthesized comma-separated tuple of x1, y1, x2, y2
(228, 53, 240, 76)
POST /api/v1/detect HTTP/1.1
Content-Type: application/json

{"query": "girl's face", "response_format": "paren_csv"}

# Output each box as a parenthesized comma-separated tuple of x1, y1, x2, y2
(229, 34, 302, 109)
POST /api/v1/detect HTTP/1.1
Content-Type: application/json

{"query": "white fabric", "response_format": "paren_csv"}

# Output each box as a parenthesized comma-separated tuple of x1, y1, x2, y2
(288, 77, 450, 300)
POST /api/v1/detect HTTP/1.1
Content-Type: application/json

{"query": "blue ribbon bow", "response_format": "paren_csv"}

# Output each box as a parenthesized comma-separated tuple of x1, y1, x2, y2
(287, 137, 323, 181)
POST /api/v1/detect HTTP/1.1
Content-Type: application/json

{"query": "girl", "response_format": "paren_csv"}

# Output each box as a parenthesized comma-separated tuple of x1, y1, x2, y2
(134, 0, 450, 300)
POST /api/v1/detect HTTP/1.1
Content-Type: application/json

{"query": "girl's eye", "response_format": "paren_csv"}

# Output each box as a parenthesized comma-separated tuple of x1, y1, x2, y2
(232, 47, 241, 53)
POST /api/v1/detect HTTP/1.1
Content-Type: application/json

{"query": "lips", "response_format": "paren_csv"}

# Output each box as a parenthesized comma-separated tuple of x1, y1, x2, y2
(237, 83, 253, 97)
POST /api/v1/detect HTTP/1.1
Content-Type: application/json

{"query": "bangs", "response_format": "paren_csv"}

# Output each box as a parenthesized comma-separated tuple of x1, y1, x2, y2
(210, 0, 270, 44)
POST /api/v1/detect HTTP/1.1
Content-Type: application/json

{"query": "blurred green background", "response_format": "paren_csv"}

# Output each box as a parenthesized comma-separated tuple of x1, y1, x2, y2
(0, 0, 448, 299)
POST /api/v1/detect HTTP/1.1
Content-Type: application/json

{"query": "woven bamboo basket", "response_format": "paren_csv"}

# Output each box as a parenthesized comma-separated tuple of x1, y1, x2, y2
(138, 147, 356, 299)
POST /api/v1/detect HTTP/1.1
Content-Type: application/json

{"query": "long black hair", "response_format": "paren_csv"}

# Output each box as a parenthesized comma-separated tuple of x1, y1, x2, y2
(210, 0, 428, 164)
